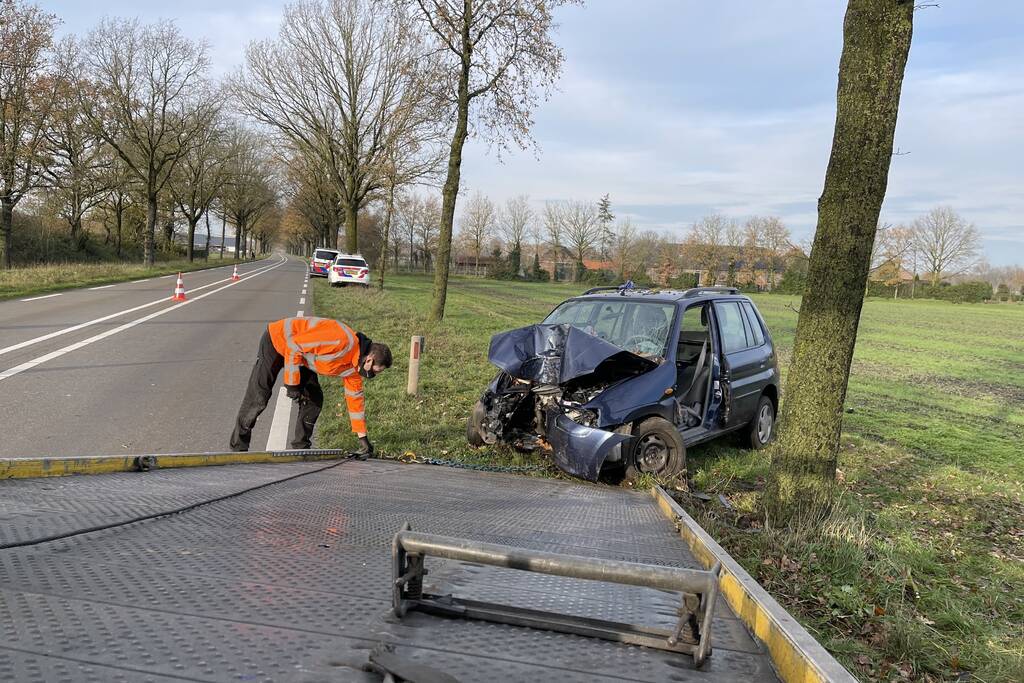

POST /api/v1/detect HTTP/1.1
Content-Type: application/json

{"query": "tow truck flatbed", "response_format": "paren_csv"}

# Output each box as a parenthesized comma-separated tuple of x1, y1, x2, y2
(0, 457, 847, 682)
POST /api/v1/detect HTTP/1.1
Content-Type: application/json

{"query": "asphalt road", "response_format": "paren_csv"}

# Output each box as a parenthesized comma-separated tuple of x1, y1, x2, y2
(0, 254, 312, 458)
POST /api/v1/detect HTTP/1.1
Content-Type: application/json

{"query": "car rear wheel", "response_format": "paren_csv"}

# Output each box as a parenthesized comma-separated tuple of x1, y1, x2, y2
(624, 417, 685, 482)
(747, 395, 775, 449)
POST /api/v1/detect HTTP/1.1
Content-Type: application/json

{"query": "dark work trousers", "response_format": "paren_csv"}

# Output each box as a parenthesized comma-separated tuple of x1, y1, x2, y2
(230, 330, 324, 451)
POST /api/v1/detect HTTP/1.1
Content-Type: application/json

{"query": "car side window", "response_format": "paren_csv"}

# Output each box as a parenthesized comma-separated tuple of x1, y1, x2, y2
(715, 302, 749, 353)
(680, 305, 707, 333)
(742, 303, 766, 346)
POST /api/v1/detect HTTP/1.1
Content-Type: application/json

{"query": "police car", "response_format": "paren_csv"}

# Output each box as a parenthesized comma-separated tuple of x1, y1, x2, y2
(309, 248, 340, 277)
(327, 253, 371, 287)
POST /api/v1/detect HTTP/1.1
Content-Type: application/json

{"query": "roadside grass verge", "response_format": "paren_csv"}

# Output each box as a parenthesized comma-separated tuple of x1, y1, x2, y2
(314, 274, 1024, 682)
(0, 254, 256, 301)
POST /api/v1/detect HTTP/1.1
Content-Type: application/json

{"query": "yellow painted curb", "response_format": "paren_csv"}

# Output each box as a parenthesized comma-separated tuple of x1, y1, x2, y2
(652, 487, 856, 683)
(0, 450, 348, 480)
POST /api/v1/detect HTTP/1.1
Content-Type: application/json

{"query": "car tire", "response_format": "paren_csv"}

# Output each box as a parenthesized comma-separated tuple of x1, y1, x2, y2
(467, 400, 488, 447)
(624, 417, 686, 482)
(747, 395, 775, 449)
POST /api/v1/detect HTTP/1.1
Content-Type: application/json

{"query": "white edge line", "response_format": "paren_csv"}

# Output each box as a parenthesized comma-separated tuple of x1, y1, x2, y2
(265, 387, 293, 451)
(20, 293, 63, 302)
(266, 298, 307, 450)
(0, 256, 286, 357)
(0, 257, 288, 382)
(88, 284, 116, 290)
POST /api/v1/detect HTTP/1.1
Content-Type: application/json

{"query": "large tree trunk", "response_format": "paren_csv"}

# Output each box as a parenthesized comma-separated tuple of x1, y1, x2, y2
(187, 217, 198, 262)
(220, 213, 226, 259)
(145, 194, 158, 266)
(379, 183, 395, 291)
(0, 198, 13, 270)
(343, 202, 358, 253)
(115, 203, 123, 258)
(764, 0, 913, 523)
(430, 53, 472, 321)
(204, 212, 211, 261)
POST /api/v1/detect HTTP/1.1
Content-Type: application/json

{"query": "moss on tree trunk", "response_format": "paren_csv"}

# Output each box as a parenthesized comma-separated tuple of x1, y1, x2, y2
(764, 0, 914, 523)
(344, 202, 358, 253)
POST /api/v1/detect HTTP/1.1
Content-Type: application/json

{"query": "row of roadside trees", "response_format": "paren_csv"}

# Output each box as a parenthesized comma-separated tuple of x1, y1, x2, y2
(0, 1, 282, 267)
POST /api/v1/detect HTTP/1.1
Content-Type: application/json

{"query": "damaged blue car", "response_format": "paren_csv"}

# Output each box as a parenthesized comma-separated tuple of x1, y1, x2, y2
(467, 286, 780, 482)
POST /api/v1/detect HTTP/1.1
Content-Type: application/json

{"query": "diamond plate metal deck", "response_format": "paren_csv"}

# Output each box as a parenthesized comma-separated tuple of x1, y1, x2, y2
(0, 459, 779, 682)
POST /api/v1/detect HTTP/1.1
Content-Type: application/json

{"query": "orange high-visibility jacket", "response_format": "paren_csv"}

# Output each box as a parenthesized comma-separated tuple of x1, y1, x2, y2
(268, 317, 366, 434)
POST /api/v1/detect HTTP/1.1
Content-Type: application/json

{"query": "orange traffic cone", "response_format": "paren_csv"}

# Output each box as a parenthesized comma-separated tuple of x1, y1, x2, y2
(231, 264, 240, 281)
(171, 273, 187, 302)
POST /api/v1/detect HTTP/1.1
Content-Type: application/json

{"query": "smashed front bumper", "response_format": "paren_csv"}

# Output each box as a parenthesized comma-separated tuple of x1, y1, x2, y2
(546, 412, 629, 482)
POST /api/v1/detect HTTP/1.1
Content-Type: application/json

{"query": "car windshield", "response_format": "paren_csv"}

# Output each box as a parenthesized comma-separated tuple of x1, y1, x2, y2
(336, 258, 366, 267)
(314, 250, 338, 260)
(544, 299, 676, 357)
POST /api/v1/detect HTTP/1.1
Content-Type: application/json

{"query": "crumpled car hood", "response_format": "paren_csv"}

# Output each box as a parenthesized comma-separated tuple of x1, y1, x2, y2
(488, 324, 656, 385)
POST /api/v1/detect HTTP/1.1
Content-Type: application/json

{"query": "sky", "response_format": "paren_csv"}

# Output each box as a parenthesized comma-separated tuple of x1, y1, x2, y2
(40, 1, 1024, 265)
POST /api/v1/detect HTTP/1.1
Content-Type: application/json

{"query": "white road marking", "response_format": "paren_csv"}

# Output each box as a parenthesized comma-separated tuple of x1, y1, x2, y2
(299, 297, 306, 305)
(0, 256, 286, 358)
(20, 293, 62, 302)
(88, 284, 116, 290)
(131, 279, 151, 284)
(160, 275, 175, 279)
(0, 257, 288, 382)
(265, 296, 308, 450)
(265, 387, 293, 451)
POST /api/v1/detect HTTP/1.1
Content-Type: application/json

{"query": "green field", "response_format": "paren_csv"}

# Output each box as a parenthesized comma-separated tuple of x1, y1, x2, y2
(313, 274, 1024, 682)
(0, 254, 251, 301)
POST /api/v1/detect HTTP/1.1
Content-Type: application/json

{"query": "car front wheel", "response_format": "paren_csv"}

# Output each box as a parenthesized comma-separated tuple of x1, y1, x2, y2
(624, 417, 686, 482)
(748, 395, 775, 449)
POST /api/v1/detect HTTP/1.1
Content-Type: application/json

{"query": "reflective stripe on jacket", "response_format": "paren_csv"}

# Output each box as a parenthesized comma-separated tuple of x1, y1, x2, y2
(268, 317, 366, 433)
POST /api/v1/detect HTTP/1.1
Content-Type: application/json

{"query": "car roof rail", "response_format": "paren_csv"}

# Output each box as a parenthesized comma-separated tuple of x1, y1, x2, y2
(680, 286, 740, 298)
(581, 285, 632, 295)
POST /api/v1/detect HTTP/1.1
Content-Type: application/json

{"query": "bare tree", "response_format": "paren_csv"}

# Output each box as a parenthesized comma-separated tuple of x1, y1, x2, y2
(683, 214, 730, 285)
(612, 217, 636, 279)
(233, 0, 431, 254)
(97, 157, 137, 257)
(459, 191, 496, 275)
(0, 0, 60, 268)
(765, 0, 914, 523)
(913, 206, 981, 286)
(39, 38, 110, 248)
(81, 18, 216, 265)
(170, 112, 229, 261)
(543, 201, 564, 279)
(284, 151, 343, 249)
(405, 0, 578, 319)
(500, 194, 533, 275)
(221, 128, 277, 260)
(555, 200, 599, 282)
(415, 195, 441, 271)
(631, 229, 667, 281)
(743, 215, 791, 289)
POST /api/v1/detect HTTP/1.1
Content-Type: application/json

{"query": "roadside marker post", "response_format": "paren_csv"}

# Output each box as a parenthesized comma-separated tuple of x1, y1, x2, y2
(407, 335, 424, 396)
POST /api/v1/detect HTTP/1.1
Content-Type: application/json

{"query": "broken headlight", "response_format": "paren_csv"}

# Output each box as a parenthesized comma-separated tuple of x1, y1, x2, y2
(564, 407, 597, 427)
